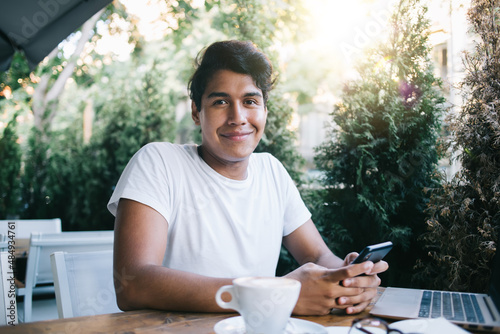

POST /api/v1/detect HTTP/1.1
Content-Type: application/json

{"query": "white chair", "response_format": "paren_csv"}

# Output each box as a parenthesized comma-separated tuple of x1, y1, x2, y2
(51, 250, 121, 318)
(0, 251, 17, 325)
(20, 231, 114, 322)
(0, 219, 62, 239)
(0, 220, 61, 292)
(0, 234, 7, 251)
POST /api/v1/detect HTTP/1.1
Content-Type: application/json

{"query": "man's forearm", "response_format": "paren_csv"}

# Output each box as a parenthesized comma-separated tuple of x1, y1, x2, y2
(115, 264, 233, 312)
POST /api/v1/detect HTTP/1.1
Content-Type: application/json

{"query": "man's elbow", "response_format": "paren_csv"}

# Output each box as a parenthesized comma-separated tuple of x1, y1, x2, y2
(115, 291, 138, 311)
(114, 275, 144, 311)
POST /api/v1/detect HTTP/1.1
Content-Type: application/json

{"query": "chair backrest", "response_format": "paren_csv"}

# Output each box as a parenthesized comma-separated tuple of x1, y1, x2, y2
(0, 219, 62, 239)
(0, 235, 7, 252)
(0, 251, 17, 325)
(20, 231, 114, 322)
(51, 250, 121, 318)
(26, 231, 115, 287)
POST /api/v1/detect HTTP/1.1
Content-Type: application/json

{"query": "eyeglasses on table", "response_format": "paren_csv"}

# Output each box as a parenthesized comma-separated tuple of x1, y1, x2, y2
(348, 317, 417, 334)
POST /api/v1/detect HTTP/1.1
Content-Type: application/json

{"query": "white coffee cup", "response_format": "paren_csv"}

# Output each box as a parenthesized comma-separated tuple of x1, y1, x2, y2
(215, 277, 301, 334)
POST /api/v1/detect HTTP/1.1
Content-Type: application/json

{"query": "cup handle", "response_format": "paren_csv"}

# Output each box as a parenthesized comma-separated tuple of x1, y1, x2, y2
(215, 285, 239, 310)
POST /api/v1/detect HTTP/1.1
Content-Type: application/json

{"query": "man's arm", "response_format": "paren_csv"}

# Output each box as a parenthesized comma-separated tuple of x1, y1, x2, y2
(282, 219, 388, 315)
(283, 219, 344, 268)
(113, 198, 232, 312)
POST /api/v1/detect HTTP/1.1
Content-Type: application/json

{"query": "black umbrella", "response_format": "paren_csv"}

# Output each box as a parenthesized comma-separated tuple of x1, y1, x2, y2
(0, 0, 112, 71)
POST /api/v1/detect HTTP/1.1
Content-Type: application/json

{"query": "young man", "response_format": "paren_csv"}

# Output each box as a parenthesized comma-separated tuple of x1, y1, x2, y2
(108, 40, 388, 315)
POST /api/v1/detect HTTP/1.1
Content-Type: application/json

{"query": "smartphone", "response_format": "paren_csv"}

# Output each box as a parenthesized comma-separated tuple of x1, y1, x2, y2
(351, 241, 393, 264)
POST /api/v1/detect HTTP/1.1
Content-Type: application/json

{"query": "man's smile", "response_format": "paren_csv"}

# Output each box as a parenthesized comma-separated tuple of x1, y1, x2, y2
(220, 130, 254, 141)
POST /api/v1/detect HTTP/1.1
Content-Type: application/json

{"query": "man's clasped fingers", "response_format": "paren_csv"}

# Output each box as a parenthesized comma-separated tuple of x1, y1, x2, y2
(342, 273, 381, 289)
(323, 261, 374, 282)
(336, 286, 377, 307)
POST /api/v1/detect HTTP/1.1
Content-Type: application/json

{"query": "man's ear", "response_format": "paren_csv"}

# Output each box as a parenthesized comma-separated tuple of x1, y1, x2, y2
(191, 101, 200, 125)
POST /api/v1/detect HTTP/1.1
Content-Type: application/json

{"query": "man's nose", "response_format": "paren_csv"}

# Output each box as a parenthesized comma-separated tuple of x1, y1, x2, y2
(228, 103, 247, 125)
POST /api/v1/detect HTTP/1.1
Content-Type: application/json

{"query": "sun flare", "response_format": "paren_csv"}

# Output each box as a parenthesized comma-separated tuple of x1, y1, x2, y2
(305, 0, 395, 65)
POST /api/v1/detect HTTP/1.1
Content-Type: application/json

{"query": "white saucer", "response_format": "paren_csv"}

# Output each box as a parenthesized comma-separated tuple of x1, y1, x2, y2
(214, 316, 327, 334)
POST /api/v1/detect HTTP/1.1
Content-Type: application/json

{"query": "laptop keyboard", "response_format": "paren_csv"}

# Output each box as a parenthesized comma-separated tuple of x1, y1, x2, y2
(418, 291, 485, 323)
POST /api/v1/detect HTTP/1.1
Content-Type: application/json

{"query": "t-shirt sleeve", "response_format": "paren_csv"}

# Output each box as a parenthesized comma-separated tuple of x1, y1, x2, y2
(107, 143, 173, 223)
(269, 157, 311, 236)
(282, 177, 311, 236)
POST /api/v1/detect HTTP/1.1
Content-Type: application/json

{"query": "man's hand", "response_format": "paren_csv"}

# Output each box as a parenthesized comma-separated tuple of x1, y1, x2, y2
(339, 252, 389, 314)
(284, 261, 375, 315)
(281, 221, 389, 316)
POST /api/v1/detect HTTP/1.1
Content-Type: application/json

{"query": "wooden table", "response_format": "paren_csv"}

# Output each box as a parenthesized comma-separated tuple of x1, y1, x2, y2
(0, 291, 388, 333)
(0, 308, 362, 334)
(2, 290, 382, 334)
(0, 288, 477, 333)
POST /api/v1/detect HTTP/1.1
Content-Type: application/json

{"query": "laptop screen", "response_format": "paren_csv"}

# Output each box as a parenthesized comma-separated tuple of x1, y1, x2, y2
(489, 247, 500, 309)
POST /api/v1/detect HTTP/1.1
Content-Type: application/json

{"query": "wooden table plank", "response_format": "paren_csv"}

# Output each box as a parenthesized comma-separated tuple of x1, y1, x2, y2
(1, 309, 179, 334)
(126, 313, 236, 334)
(0, 309, 362, 334)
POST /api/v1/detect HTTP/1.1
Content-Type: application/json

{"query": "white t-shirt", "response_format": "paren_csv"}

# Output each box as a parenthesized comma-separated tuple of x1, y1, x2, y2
(108, 143, 311, 278)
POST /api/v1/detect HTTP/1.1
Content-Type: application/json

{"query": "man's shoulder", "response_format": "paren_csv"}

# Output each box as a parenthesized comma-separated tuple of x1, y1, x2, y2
(129, 143, 198, 170)
(140, 142, 196, 156)
(251, 152, 286, 171)
(141, 141, 184, 150)
(252, 151, 276, 161)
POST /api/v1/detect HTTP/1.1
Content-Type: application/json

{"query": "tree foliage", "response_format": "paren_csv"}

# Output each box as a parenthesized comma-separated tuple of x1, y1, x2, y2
(313, 0, 446, 287)
(19, 60, 178, 230)
(418, 0, 500, 292)
(0, 113, 22, 218)
(0, 53, 31, 102)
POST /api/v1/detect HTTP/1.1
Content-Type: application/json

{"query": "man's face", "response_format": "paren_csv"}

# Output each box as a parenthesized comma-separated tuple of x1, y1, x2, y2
(192, 69, 267, 166)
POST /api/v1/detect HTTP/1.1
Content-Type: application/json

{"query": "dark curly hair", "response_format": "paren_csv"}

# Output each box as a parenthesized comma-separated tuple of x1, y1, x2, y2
(188, 40, 275, 111)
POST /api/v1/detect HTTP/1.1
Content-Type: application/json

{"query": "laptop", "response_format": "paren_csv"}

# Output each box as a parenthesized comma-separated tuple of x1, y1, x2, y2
(370, 248, 500, 332)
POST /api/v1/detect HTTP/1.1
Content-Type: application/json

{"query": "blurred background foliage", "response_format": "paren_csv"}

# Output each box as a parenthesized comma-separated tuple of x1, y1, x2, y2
(415, 0, 500, 293)
(313, 0, 447, 287)
(0, 0, 498, 291)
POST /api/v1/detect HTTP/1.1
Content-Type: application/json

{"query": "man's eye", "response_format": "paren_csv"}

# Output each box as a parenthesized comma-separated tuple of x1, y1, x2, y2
(213, 100, 227, 105)
(244, 100, 257, 105)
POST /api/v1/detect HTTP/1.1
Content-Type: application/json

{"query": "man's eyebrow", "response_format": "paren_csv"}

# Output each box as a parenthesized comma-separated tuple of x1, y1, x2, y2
(206, 91, 263, 99)
(206, 92, 230, 99)
(244, 91, 263, 98)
